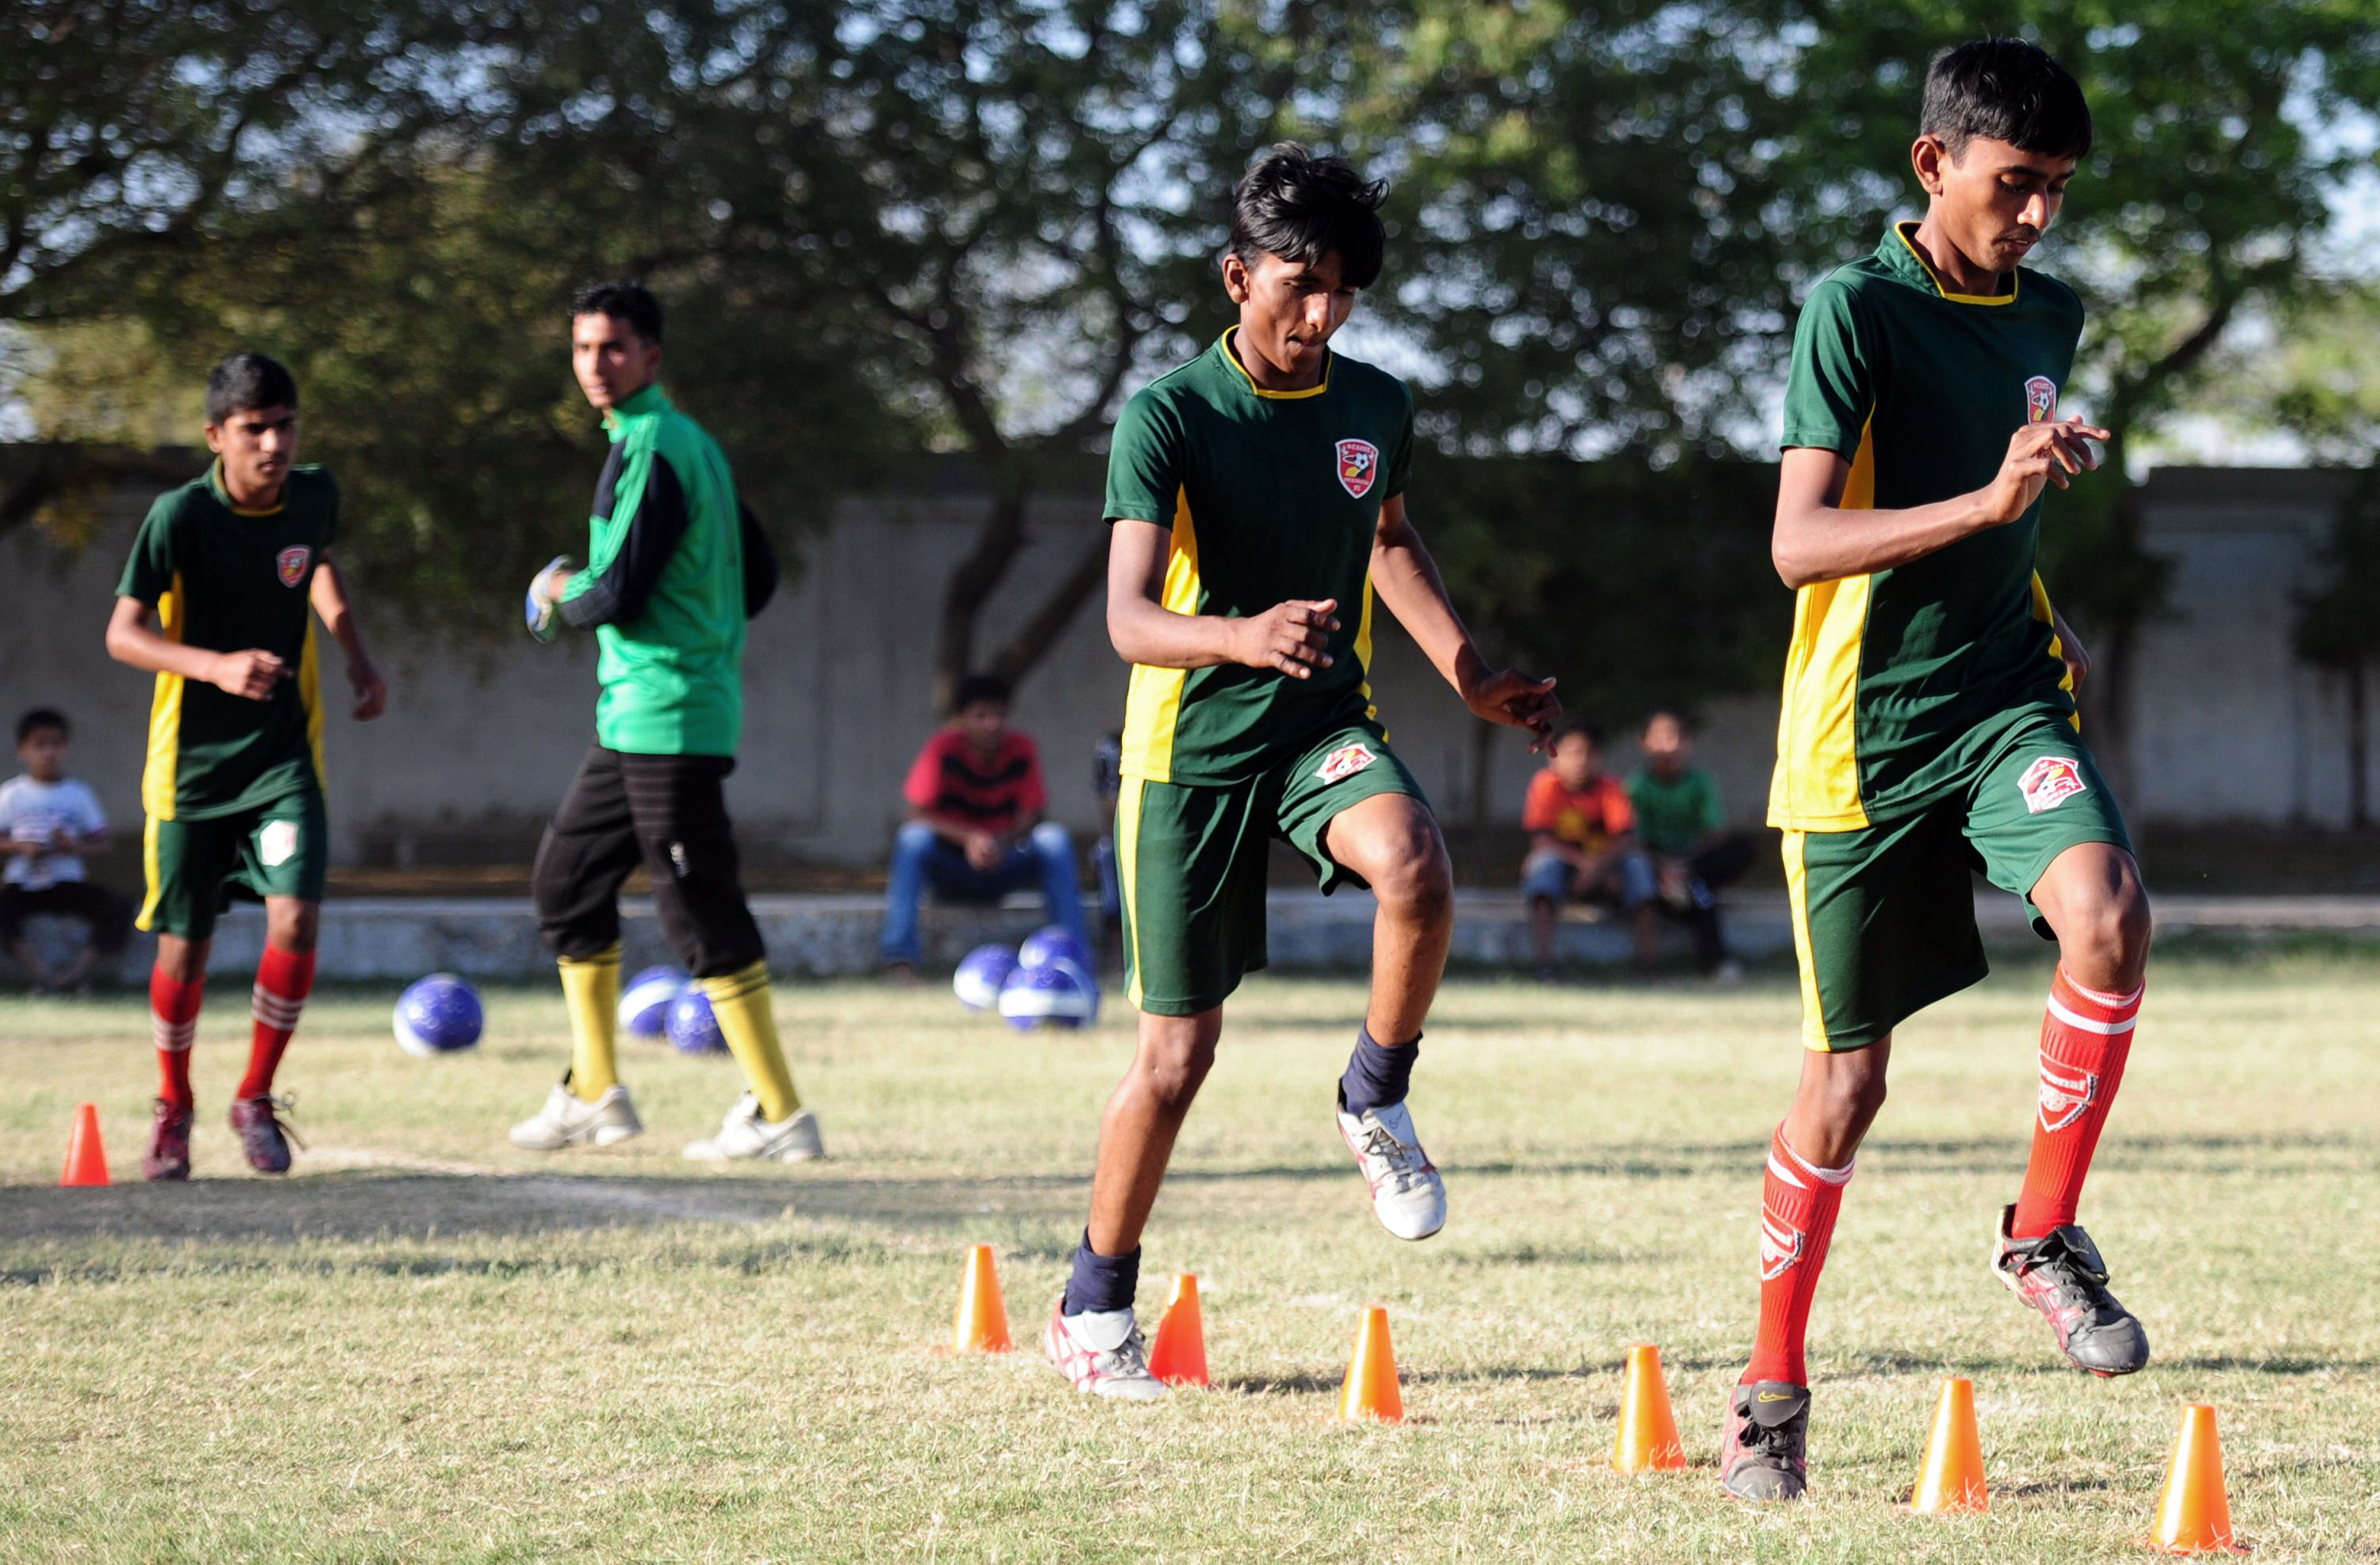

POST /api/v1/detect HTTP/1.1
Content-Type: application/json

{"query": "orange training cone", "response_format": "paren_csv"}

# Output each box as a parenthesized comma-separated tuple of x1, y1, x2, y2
(1910, 1376, 1990, 1513)
(950, 1244, 1013, 1353)
(1147, 1272, 1210, 1387)
(60, 1103, 109, 1187)
(2152, 1404, 2243, 1554)
(1611, 1342, 1687, 1471)
(1338, 1306, 1403, 1424)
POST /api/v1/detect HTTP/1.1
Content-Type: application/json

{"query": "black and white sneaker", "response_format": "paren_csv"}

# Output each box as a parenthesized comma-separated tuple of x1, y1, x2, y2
(1721, 1381, 1810, 1501)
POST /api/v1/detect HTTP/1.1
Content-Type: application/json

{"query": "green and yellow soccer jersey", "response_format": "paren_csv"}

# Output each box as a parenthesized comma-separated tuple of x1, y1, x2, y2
(1769, 221, 2086, 832)
(1105, 329, 1415, 785)
(116, 463, 337, 821)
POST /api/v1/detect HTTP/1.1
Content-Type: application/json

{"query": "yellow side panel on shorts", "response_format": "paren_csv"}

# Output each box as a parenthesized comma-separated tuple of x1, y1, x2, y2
(136, 815, 164, 934)
(2030, 571, 2082, 732)
(1119, 492, 1198, 785)
(1115, 776, 1146, 1010)
(300, 615, 327, 790)
(140, 573, 186, 822)
(1768, 421, 1876, 832)
(1781, 829, 1833, 1050)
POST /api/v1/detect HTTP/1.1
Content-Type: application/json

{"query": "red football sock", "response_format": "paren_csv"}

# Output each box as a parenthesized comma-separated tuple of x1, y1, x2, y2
(151, 967, 205, 1110)
(2011, 967, 2141, 1239)
(237, 946, 316, 1101)
(1745, 1126, 1853, 1387)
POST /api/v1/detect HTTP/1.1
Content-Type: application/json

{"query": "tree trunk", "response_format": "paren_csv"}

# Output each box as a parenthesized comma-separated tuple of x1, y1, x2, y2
(932, 478, 1030, 715)
(988, 526, 1111, 690)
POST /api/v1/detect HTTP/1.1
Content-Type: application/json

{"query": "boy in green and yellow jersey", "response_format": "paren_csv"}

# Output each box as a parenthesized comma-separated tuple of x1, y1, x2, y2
(105, 352, 389, 1180)
(511, 281, 818, 1165)
(1723, 41, 2155, 1502)
(1045, 145, 1558, 1401)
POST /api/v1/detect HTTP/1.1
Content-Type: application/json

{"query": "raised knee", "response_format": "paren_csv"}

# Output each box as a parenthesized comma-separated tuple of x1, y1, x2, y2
(1373, 842, 1453, 923)
(894, 821, 937, 853)
(2070, 887, 2152, 984)
(1031, 821, 1073, 856)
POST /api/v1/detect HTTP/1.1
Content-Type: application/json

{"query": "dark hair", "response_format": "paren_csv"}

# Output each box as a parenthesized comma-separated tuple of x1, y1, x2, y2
(1551, 714, 1603, 750)
(205, 353, 298, 425)
(950, 674, 1011, 713)
(571, 280, 665, 345)
(17, 708, 68, 744)
(1642, 705, 1694, 735)
(1921, 38, 2092, 162)
(1226, 143, 1389, 290)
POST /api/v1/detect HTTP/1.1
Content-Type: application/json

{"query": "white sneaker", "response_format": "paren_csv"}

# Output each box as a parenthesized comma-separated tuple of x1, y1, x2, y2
(509, 1080, 643, 1150)
(1043, 1296, 1166, 1402)
(1336, 1094, 1447, 1241)
(681, 1092, 826, 1163)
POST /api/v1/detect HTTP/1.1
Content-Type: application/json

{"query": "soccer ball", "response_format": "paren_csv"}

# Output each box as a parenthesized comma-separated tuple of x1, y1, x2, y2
(997, 955, 1099, 1030)
(1018, 923, 1092, 975)
(393, 972, 483, 1057)
(954, 943, 1020, 1011)
(665, 986, 728, 1055)
(620, 964, 690, 1039)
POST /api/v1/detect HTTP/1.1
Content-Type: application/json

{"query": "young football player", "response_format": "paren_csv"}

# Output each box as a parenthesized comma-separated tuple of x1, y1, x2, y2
(105, 353, 389, 1179)
(512, 281, 819, 1163)
(1046, 144, 1559, 1399)
(1723, 40, 2152, 1501)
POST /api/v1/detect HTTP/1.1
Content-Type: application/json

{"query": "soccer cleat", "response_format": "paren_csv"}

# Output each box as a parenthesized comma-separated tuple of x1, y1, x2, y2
(1335, 1092, 1447, 1241)
(228, 1095, 301, 1175)
(508, 1080, 643, 1151)
(144, 1098, 194, 1182)
(1992, 1204, 2150, 1376)
(1721, 1381, 1810, 1502)
(681, 1092, 825, 1163)
(1044, 1296, 1167, 1402)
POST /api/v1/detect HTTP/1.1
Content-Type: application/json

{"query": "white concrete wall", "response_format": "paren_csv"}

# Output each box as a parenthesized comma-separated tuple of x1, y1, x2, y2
(1, 463, 2368, 872)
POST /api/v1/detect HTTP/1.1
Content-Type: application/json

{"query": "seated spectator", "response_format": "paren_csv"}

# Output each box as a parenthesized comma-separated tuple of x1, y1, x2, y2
(1, 708, 132, 994)
(881, 676, 1088, 979)
(1629, 706, 1757, 980)
(1522, 716, 1657, 980)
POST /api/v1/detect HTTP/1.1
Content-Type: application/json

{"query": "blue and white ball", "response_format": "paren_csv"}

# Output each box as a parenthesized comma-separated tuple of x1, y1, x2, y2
(1017, 924, 1092, 976)
(954, 943, 1021, 1011)
(393, 972, 484, 1057)
(620, 964, 690, 1039)
(998, 955, 1100, 1030)
(665, 986, 729, 1055)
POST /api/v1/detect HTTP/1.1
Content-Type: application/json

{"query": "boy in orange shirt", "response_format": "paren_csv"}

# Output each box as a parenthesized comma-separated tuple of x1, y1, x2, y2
(1521, 717, 1656, 980)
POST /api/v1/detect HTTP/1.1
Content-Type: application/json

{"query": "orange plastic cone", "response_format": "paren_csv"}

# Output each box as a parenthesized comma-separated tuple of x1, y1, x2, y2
(59, 1103, 109, 1187)
(2152, 1404, 2244, 1554)
(1611, 1342, 1687, 1471)
(1910, 1376, 1990, 1513)
(1338, 1306, 1403, 1424)
(950, 1244, 1013, 1353)
(1147, 1272, 1209, 1387)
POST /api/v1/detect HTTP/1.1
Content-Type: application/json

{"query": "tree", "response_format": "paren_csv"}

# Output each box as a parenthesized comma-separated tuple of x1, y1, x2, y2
(2296, 469, 2380, 828)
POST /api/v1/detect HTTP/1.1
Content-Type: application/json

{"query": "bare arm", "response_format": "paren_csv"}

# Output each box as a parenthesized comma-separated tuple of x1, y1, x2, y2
(1106, 517, 1337, 676)
(106, 596, 286, 700)
(1770, 417, 2110, 589)
(1370, 494, 1559, 742)
(309, 556, 388, 719)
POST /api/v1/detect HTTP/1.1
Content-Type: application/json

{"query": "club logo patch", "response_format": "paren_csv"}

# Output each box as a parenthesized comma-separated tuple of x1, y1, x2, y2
(2017, 755, 2087, 815)
(2024, 375, 2058, 424)
(276, 546, 312, 588)
(2038, 1056, 2100, 1133)
(1335, 438, 1380, 499)
(1759, 1206, 1806, 1281)
(258, 819, 301, 868)
(1315, 742, 1377, 784)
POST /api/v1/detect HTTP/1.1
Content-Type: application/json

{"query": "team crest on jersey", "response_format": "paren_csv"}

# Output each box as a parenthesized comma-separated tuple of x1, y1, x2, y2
(1335, 438, 1380, 499)
(1316, 742, 1377, 784)
(2017, 755, 2087, 815)
(276, 546, 312, 588)
(1759, 1205, 1806, 1281)
(2024, 375, 2059, 424)
(2038, 1056, 2100, 1133)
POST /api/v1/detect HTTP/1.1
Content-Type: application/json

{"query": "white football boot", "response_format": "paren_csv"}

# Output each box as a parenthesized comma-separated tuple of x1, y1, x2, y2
(1335, 1093, 1448, 1241)
(509, 1080, 643, 1150)
(1044, 1296, 1167, 1402)
(682, 1092, 826, 1163)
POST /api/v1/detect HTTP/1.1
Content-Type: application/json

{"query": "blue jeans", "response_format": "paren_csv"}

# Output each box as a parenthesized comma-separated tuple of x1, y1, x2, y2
(1521, 846, 1657, 910)
(879, 820, 1089, 966)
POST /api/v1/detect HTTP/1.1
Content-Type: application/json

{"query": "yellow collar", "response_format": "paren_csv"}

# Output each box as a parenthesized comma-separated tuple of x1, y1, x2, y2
(1221, 327, 1333, 399)
(1893, 221, 2019, 307)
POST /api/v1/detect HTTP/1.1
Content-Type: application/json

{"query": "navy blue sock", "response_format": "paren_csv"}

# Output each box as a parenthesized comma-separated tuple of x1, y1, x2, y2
(1338, 1026, 1421, 1116)
(1062, 1229, 1140, 1316)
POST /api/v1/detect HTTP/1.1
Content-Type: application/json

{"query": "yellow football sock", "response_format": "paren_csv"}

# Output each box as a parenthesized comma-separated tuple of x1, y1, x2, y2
(559, 945, 622, 1102)
(701, 960, 800, 1122)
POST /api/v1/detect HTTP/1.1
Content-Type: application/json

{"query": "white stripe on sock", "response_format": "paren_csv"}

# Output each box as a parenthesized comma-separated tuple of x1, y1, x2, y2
(2045, 994, 2138, 1035)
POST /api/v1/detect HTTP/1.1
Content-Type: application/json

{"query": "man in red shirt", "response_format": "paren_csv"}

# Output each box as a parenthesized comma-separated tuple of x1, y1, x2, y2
(881, 675, 1088, 976)
(1521, 716, 1657, 980)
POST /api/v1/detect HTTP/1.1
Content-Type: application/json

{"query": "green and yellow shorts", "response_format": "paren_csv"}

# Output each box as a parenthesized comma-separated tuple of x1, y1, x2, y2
(1117, 724, 1425, 1017)
(1785, 722, 2132, 1052)
(139, 788, 328, 941)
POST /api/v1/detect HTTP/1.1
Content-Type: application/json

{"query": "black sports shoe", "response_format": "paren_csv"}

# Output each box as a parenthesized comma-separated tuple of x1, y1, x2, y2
(1992, 1204, 2150, 1376)
(1721, 1381, 1810, 1501)
(228, 1095, 301, 1175)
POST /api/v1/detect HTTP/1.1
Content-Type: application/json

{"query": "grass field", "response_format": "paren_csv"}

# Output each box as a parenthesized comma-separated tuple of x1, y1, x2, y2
(2, 946, 2376, 1562)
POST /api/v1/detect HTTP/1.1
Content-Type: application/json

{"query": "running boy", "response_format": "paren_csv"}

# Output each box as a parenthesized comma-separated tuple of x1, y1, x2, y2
(1046, 144, 1558, 1399)
(1722, 40, 2152, 1501)
(105, 352, 389, 1180)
